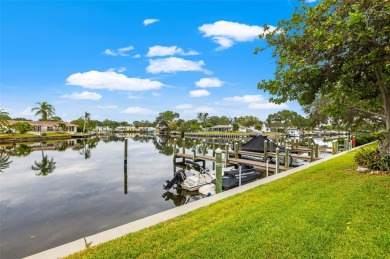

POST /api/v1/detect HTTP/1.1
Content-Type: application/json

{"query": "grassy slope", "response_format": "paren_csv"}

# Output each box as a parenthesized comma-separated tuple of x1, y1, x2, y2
(67, 143, 390, 258)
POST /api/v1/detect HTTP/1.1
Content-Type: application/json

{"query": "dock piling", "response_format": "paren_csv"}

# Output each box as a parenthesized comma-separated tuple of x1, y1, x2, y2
(216, 148, 222, 194)
(275, 147, 280, 174)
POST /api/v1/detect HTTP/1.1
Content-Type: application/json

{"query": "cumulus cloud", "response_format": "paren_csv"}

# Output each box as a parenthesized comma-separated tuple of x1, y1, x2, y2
(97, 105, 118, 109)
(121, 107, 154, 114)
(223, 95, 265, 103)
(152, 92, 161, 96)
(146, 57, 208, 74)
(103, 46, 134, 56)
(144, 18, 159, 26)
(175, 104, 193, 109)
(190, 89, 210, 97)
(195, 77, 223, 88)
(248, 103, 288, 109)
(66, 71, 164, 91)
(146, 46, 199, 57)
(62, 91, 102, 100)
(15, 107, 34, 117)
(117, 67, 126, 73)
(133, 54, 141, 58)
(305, 0, 317, 2)
(199, 20, 276, 50)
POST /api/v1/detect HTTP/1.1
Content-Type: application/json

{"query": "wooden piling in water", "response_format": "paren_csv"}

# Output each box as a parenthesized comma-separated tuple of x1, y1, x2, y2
(216, 148, 222, 194)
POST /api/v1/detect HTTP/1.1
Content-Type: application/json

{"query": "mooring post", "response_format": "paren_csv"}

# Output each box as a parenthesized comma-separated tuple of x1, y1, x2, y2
(124, 138, 128, 195)
(269, 139, 273, 153)
(202, 139, 206, 155)
(234, 141, 238, 158)
(310, 143, 314, 162)
(285, 148, 290, 167)
(332, 140, 336, 155)
(216, 148, 222, 194)
(264, 140, 268, 162)
(212, 137, 216, 156)
(124, 138, 128, 166)
(238, 165, 242, 186)
(266, 159, 269, 177)
(192, 140, 197, 161)
(225, 143, 229, 165)
(238, 137, 242, 150)
(182, 138, 186, 154)
(173, 138, 177, 158)
(344, 138, 349, 151)
(315, 144, 319, 158)
(275, 147, 280, 174)
(295, 138, 299, 149)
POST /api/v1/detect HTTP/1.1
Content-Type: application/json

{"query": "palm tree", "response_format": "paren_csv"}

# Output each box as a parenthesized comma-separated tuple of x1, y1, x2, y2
(82, 112, 91, 134)
(0, 109, 10, 132)
(31, 102, 55, 121)
(0, 151, 12, 173)
(31, 146, 56, 176)
(56, 122, 68, 132)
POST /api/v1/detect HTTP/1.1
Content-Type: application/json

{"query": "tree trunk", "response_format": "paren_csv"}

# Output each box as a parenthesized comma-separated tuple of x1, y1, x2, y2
(375, 67, 390, 156)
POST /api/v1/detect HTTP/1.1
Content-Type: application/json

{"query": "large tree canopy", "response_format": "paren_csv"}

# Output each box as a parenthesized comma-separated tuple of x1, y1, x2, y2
(257, 0, 390, 155)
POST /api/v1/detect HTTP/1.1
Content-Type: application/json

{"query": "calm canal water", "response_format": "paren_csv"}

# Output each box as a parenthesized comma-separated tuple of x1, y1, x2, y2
(0, 135, 201, 259)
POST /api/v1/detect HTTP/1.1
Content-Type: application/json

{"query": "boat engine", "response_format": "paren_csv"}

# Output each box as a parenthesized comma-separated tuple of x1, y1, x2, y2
(163, 169, 187, 190)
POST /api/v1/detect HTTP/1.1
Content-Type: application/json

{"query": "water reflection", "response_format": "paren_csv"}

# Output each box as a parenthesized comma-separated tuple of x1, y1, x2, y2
(31, 146, 56, 176)
(0, 151, 12, 173)
(162, 187, 201, 206)
(72, 138, 99, 160)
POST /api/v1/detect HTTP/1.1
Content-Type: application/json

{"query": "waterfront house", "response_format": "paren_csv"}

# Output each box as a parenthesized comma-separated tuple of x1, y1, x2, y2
(6, 120, 77, 134)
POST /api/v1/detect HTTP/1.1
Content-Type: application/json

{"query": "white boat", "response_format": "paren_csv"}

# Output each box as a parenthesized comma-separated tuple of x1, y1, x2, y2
(163, 160, 260, 192)
(199, 183, 216, 196)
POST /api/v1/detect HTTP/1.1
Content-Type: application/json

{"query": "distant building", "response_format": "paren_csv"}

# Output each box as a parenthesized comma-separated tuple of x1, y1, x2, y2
(286, 127, 300, 137)
(7, 120, 77, 133)
(207, 125, 233, 132)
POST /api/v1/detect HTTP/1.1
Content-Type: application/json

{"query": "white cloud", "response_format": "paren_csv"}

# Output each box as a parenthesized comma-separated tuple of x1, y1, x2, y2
(199, 20, 276, 50)
(117, 67, 126, 73)
(15, 107, 34, 117)
(62, 91, 102, 100)
(121, 107, 154, 115)
(144, 18, 159, 26)
(248, 103, 288, 109)
(195, 77, 223, 88)
(66, 71, 164, 91)
(127, 94, 140, 99)
(133, 54, 141, 58)
(146, 46, 199, 57)
(118, 46, 134, 52)
(97, 105, 118, 109)
(189, 89, 210, 97)
(223, 95, 265, 103)
(146, 57, 208, 74)
(152, 92, 161, 96)
(175, 104, 193, 109)
(103, 46, 134, 56)
(104, 49, 117, 56)
(305, 0, 317, 2)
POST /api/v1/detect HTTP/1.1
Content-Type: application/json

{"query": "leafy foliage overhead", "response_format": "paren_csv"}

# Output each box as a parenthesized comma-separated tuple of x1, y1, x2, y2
(257, 0, 390, 154)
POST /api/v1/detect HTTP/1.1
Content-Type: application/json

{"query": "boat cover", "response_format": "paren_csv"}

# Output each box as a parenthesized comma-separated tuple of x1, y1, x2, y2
(212, 168, 261, 190)
(241, 135, 285, 153)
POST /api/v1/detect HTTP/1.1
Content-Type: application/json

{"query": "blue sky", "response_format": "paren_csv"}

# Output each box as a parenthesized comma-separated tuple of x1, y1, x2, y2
(1, 0, 318, 123)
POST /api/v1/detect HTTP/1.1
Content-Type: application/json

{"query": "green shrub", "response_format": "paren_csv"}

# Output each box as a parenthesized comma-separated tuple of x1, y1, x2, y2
(354, 134, 378, 146)
(354, 147, 390, 172)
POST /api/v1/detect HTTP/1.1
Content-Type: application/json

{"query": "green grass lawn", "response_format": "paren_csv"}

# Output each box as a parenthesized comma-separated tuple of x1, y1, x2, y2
(66, 143, 390, 258)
